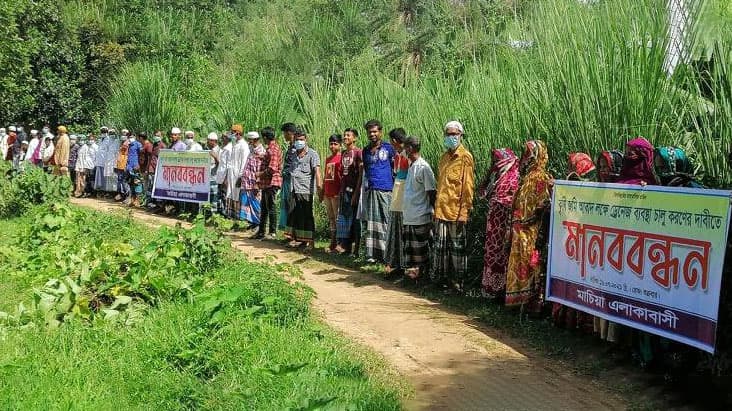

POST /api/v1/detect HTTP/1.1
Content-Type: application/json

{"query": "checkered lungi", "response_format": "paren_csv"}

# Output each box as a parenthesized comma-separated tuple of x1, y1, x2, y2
(430, 220, 468, 285)
(363, 189, 391, 262)
(403, 223, 432, 269)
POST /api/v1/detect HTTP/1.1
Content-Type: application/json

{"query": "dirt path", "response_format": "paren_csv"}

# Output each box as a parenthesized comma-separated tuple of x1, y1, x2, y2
(72, 197, 627, 410)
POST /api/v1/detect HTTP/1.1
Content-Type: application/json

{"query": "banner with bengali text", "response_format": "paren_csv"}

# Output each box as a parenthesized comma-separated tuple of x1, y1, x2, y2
(152, 150, 210, 204)
(547, 180, 731, 353)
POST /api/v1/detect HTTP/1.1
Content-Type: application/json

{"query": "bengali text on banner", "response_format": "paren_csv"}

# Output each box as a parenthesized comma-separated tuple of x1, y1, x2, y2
(151, 149, 211, 204)
(546, 181, 732, 353)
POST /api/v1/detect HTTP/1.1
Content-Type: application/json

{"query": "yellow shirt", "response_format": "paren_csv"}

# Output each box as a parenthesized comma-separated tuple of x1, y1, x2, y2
(53, 134, 70, 167)
(116, 141, 129, 170)
(434, 144, 475, 222)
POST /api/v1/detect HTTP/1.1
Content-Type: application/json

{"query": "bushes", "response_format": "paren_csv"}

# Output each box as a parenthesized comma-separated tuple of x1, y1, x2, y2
(0, 203, 401, 410)
(0, 167, 72, 218)
(0, 203, 226, 328)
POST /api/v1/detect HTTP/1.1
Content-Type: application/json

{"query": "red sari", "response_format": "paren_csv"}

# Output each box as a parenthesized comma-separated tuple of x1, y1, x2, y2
(480, 148, 519, 295)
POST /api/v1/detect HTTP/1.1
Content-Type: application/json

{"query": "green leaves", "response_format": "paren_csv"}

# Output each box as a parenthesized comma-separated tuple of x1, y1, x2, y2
(3, 203, 227, 331)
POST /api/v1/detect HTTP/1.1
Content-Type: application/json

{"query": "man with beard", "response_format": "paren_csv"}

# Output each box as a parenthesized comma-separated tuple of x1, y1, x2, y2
(229, 124, 250, 222)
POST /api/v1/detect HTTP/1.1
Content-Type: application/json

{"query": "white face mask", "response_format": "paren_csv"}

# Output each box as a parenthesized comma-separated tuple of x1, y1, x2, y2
(129, 137, 136, 142)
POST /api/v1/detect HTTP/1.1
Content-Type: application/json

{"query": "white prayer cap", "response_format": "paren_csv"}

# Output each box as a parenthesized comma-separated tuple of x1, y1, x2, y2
(185, 130, 195, 138)
(121, 129, 129, 135)
(207, 132, 218, 141)
(30, 129, 38, 136)
(171, 127, 182, 134)
(21, 140, 28, 145)
(8, 126, 16, 132)
(0, 128, 5, 133)
(444, 120, 464, 134)
(70, 134, 78, 140)
(246, 131, 260, 140)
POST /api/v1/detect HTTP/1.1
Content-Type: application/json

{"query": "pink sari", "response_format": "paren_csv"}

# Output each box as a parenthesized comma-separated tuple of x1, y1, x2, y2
(480, 148, 519, 295)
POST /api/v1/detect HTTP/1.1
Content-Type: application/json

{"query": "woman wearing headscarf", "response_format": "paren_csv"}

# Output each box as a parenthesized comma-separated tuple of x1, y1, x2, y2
(479, 148, 519, 297)
(505, 141, 553, 311)
(653, 147, 704, 188)
(553, 153, 596, 331)
(565, 152, 596, 181)
(596, 150, 624, 183)
(617, 137, 658, 186)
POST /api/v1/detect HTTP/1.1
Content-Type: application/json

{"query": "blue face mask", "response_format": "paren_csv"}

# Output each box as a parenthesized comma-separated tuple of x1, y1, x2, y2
(294, 140, 306, 150)
(443, 135, 460, 150)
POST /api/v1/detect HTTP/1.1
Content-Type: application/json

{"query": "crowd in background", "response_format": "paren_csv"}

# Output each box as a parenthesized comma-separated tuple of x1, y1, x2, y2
(0, 119, 720, 370)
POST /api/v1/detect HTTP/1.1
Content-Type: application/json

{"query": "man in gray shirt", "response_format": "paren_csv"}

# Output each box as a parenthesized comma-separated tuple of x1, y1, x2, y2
(285, 130, 322, 250)
(401, 136, 436, 280)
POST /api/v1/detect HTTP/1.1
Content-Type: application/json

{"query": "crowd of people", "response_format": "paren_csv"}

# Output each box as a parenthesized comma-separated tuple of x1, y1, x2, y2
(1, 121, 707, 299)
(1, 119, 725, 369)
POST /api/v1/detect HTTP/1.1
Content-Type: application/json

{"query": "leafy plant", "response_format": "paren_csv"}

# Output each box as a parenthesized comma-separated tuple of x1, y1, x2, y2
(0, 167, 72, 218)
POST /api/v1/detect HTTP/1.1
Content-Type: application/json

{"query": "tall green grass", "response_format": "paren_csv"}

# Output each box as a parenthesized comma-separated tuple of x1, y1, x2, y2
(105, 61, 190, 132)
(99, 0, 731, 186)
(207, 71, 301, 133)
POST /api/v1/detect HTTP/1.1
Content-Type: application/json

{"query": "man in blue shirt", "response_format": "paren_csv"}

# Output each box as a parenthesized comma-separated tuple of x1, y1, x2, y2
(125, 133, 144, 207)
(361, 119, 396, 263)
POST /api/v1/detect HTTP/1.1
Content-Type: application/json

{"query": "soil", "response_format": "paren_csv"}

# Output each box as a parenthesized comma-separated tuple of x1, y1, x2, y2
(73, 197, 632, 410)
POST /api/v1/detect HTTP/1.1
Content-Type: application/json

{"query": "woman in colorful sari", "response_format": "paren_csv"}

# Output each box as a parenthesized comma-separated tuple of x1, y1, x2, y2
(617, 137, 658, 186)
(654, 146, 704, 188)
(552, 152, 596, 331)
(505, 141, 553, 312)
(240, 132, 265, 230)
(479, 148, 519, 297)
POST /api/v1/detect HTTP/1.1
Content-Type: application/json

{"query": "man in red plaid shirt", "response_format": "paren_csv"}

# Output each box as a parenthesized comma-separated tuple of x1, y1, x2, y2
(254, 127, 283, 240)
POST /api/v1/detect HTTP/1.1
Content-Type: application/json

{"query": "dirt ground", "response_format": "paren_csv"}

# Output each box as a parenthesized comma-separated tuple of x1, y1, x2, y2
(72, 197, 628, 410)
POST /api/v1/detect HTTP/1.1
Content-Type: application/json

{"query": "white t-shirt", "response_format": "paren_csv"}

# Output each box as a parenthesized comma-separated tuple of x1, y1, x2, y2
(402, 156, 436, 226)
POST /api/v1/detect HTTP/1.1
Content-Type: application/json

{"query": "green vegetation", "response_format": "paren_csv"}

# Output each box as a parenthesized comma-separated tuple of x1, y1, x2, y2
(3, 0, 729, 184)
(0, 204, 401, 409)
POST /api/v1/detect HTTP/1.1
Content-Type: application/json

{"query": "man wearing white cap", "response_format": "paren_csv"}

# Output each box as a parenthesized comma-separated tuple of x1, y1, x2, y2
(170, 127, 186, 152)
(185, 130, 203, 151)
(239, 131, 264, 230)
(42, 133, 55, 172)
(229, 124, 249, 220)
(25, 130, 41, 167)
(430, 120, 475, 291)
(206, 132, 221, 214)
